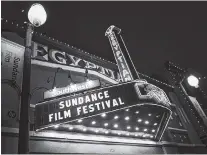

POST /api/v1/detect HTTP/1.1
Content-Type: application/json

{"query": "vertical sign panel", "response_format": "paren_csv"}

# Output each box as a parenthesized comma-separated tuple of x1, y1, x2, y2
(105, 26, 134, 82)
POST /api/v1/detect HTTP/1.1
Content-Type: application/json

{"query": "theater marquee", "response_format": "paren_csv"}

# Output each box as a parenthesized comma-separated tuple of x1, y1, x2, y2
(35, 80, 172, 139)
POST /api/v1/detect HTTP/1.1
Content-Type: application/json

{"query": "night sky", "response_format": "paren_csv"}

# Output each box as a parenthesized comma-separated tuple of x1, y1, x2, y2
(2, 1, 207, 88)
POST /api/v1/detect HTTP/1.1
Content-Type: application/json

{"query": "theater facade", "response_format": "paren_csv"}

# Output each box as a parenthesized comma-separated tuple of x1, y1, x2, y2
(1, 23, 207, 153)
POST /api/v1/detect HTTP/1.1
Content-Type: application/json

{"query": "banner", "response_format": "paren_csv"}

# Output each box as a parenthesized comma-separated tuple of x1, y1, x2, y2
(1, 38, 25, 128)
(35, 80, 171, 131)
(1, 38, 24, 86)
(44, 80, 101, 100)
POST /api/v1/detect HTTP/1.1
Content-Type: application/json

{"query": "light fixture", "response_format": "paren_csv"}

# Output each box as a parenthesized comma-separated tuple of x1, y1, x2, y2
(114, 124, 118, 128)
(145, 121, 149, 125)
(135, 127, 139, 131)
(135, 134, 138, 137)
(95, 129, 99, 133)
(138, 119, 142, 122)
(54, 125, 59, 128)
(152, 129, 155, 133)
(104, 123, 109, 127)
(105, 131, 109, 134)
(83, 128, 87, 132)
(144, 128, 148, 132)
(154, 123, 158, 126)
(28, 3, 47, 27)
(125, 109, 129, 111)
(126, 133, 130, 136)
(69, 127, 73, 130)
(118, 133, 121, 135)
(135, 111, 139, 114)
(92, 121, 96, 125)
(77, 119, 82, 123)
(187, 75, 199, 88)
(114, 115, 119, 119)
(148, 113, 152, 116)
(127, 126, 131, 130)
(125, 116, 130, 121)
(150, 135, 153, 138)
(101, 113, 106, 117)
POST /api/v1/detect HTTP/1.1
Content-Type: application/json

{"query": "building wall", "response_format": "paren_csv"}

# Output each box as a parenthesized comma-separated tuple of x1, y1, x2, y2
(1, 32, 207, 154)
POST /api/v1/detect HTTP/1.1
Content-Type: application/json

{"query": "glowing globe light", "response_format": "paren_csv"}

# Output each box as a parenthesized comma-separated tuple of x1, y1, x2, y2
(187, 75, 199, 88)
(28, 3, 47, 27)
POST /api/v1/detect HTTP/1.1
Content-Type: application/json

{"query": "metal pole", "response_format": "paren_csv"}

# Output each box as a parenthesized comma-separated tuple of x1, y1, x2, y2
(18, 23, 34, 154)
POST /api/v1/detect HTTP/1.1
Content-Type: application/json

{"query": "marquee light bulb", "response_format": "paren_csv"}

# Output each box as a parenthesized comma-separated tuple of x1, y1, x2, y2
(152, 129, 155, 133)
(69, 127, 73, 130)
(138, 119, 142, 122)
(114, 124, 118, 128)
(150, 135, 153, 138)
(83, 128, 87, 132)
(54, 125, 59, 128)
(187, 75, 199, 88)
(95, 130, 99, 133)
(145, 121, 149, 125)
(135, 127, 139, 131)
(125, 109, 129, 111)
(101, 113, 106, 117)
(148, 113, 152, 116)
(125, 116, 130, 120)
(127, 126, 131, 130)
(92, 121, 96, 125)
(154, 123, 158, 126)
(105, 131, 109, 134)
(144, 128, 148, 132)
(135, 111, 139, 114)
(104, 123, 109, 127)
(78, 119, 82, 123)
(114, 115, 119, 119)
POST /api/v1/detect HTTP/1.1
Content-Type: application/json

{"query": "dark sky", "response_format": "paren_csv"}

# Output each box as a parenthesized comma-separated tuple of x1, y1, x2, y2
(2, 1, 207, 81)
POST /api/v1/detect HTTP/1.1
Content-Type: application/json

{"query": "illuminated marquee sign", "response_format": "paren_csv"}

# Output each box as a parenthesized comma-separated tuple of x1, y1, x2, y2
(35, 80, 172, 134)
(44, 80, 101, 100)
(32, 42, 120, 81)
(105, 26, 133, 82)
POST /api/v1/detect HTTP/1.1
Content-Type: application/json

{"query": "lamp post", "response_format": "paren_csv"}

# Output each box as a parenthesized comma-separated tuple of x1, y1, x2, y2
(18, 3, 47, 154)
(187, 75, 199, 88)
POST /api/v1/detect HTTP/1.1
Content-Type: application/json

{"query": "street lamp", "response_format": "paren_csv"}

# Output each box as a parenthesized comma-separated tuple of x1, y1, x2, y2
(18, 3, 47, 154)
(187, 75, 199, 88)
(28, 3, 47, 27)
